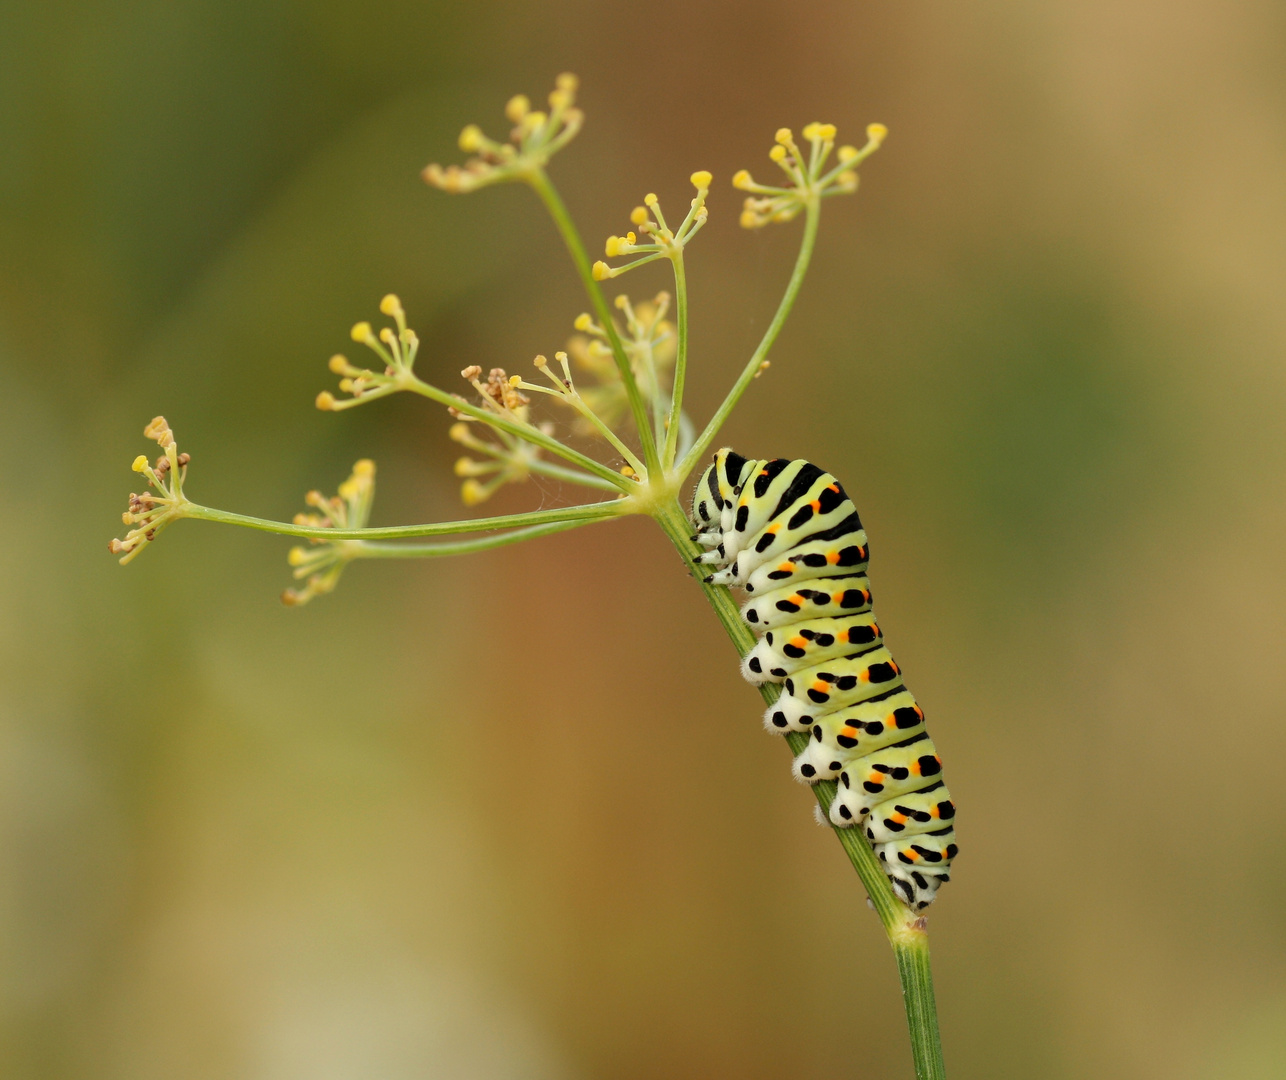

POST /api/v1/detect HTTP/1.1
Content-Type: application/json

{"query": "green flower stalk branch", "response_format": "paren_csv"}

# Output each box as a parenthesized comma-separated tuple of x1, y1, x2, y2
(109, 76, 944, 1079)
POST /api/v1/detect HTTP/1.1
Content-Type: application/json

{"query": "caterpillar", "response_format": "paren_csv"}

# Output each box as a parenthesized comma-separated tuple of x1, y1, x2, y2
(690, 449, 956, 911)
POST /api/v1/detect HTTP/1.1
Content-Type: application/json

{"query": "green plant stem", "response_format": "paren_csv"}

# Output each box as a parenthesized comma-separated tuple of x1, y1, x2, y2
(402, 374, 633, 491)
(183, 499, 627, 542)
(895, 933, 946, 1080)
(677, 198, 821, 480)
(527, 169, 661, 474)
(351, 517, 602, 558)
(663, 253, 688, 469)
(651, 496, 945, 1080)
(526, 459, 621, 491)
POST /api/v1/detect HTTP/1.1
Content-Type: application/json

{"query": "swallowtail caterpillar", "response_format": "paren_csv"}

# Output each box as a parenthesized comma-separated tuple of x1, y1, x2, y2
(690, 449, 956, 911)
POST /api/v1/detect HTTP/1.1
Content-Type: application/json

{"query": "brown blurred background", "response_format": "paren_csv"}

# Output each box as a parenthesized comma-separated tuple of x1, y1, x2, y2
(3, 2, 1285, 1077)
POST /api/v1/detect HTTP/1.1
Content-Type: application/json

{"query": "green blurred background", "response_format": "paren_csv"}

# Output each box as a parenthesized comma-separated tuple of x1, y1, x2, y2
(3, 2, 1285, 1077)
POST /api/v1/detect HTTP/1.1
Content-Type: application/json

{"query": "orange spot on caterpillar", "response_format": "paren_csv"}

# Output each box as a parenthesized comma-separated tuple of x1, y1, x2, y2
(827, 484, 839, 493)
(790, 637, 807, 650)
(827, 550, 840, 564)
(812, 681, 829, 693)
(860, 670, 870, 682)
(810, 499, 821, 511)
(891, 812, 907, 824)
(778, 562, 793, 573)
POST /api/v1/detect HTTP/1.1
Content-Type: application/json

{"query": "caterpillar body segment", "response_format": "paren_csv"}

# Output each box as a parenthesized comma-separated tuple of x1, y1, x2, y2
(768, 645, 904, 731)
(861, 786, 956, 844)
(741, 612, 882, 683)
(791, 689, 926, 782)
(690, 448, 955, 912)
(829, 732, 944, 822)
(738, 532, 871, 594)
(739, 575, 872, 631)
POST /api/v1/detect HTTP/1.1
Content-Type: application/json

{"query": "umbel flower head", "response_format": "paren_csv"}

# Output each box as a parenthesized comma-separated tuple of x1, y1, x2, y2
(593, 171, 712, 281)
(316, 294, 419, 412)
(447, 366, 547, 505)
(734, 121, 887, 228)
(109, 417, 191, 564)
(281, 460, 377, 606)
(566, 293, 674, 431)
(422, 73, 583, 193)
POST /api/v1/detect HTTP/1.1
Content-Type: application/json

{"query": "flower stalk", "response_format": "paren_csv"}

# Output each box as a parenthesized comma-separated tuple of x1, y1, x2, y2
(110, 78, 944, 1076)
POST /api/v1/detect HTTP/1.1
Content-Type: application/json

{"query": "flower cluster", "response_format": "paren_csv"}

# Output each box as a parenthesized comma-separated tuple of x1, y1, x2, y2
(422, 73, 583, 193)
(593, 172, 712, 280)
(281, 460, 377, 605)
(566, 293, 674, 432)
(109, 417, 191, 564)
(734, 122, 886, 228)
(316, 294, 418, 412)
(447, 366, 549, 505)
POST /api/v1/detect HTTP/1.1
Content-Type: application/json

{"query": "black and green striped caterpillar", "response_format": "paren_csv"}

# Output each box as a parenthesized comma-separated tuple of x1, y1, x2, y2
(690, 449, 957, 911)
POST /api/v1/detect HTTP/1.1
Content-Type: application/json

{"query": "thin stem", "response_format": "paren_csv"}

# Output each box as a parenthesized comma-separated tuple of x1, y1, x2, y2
(183, 499, 627, 542)
(402, 374, 632, 491)
(526, 458, 621, 491)
(650, 496, 945, 1080)
(522, 375, 646, 476)
(678, 197, 821, 480)
(526, 168, 661, 474)
(351, 517, 603, 558)
(895, 933, 946, 1080)
(663, 253, 688, 469)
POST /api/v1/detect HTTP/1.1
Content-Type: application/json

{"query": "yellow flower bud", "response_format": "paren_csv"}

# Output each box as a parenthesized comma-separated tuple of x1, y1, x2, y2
(131, 455, 148, 472)
(690, 170, 712, 189)
(775, 128, 793, 145)
(353, 459, 375, 477)
(837, 145, 859, 162)
(288, 547, 307, 567)
(458, 124, 484, 152)
(629, 206, 649, 226)
(328, 354, 349, 374)
(732, 170, 751, 190)
(573, 313, 592, 332)
(460, 478, 488, 506)
(866, 122, 888, 145)
(505, 94, 530, 123)
(379, 294, 402, 316)
(769, 145, 787, 162)
(315, 391, 336, 410)
(592, 260, 612, 281)
(605, 235, 624, 257)
(350, 321, 372, 342)
(644, 192, 658, 206)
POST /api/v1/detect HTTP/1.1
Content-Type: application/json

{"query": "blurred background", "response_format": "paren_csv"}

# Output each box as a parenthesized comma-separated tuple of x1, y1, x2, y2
(2, 2, 1284, 1077)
